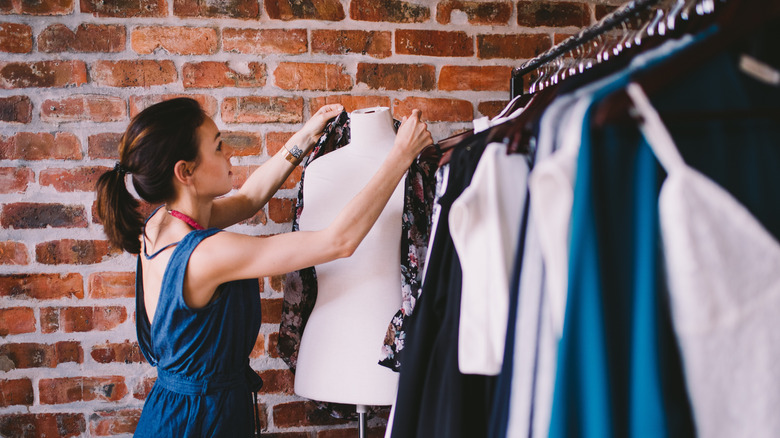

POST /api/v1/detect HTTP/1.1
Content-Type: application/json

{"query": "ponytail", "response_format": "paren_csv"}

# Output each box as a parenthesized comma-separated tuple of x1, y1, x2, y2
(96, 162, 143, 254)
(94, 97, 206, 255)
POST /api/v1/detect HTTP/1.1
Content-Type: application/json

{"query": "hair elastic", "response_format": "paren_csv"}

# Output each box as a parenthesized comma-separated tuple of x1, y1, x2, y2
(114, 162, 129, 175)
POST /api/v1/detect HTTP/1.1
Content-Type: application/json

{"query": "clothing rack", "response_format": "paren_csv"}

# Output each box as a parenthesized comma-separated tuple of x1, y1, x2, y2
(510, 0, 662, 99)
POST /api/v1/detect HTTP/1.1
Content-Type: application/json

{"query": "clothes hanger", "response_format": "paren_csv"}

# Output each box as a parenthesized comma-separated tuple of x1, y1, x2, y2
(591, 0, 780, 128)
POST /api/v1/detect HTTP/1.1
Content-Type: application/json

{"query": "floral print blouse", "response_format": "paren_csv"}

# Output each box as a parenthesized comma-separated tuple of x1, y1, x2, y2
(277, 111, 437, 379)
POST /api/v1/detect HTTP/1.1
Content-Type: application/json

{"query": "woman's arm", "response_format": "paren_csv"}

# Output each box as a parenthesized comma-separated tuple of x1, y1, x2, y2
(184, 110, 433, 307)
(209, 104, 344, 229)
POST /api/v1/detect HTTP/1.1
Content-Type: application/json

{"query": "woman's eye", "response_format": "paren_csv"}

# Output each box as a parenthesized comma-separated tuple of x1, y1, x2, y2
(217, 141, 223, 151)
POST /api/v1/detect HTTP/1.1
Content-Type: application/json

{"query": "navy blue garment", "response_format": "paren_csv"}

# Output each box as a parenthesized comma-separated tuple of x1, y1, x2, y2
(391, 133, 498, 438)
(488, 196, 531, 438)
(135, 226, 263, 437)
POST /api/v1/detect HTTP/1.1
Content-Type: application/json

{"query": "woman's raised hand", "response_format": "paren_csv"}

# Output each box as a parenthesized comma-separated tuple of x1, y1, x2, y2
(394, 109, 433, 160)
(299, 104, 344, 142)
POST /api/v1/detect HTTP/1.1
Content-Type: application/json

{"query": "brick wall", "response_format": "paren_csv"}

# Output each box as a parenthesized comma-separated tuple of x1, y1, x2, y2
(0, 0, 622, 436)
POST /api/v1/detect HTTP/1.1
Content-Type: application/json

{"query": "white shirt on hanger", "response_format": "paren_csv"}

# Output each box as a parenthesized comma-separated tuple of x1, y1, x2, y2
(628, 83, 780, 438)
(450, 142, 529, 376)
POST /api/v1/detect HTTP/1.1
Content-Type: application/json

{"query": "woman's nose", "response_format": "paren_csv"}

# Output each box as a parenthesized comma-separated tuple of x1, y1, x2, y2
(224, 144, 234, 159)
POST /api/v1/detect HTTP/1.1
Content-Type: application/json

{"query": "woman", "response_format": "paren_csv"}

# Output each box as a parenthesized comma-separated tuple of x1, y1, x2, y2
(95, 97, 433, 437)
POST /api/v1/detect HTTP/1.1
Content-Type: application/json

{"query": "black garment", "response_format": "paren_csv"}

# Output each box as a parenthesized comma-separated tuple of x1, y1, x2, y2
(391, 132, 498, 438)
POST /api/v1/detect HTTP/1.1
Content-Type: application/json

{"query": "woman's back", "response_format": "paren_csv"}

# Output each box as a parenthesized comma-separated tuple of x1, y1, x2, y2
(134, 227, 263, 437)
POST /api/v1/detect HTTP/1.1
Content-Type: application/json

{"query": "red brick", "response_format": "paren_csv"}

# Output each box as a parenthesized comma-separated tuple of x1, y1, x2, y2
(268, 332, 280, 358)
(310, 95, 390, 114)
(91, 341, 144, 364)
(56, 306, 127, 332)
(478, 100, 509, 118)
(0, 413, 85, 438)
(131, 26, 217, 55)
(88, 132, 123, 159)
(56, 341, 84, 364)
(357, 63, 435, 91)
(478, 33, 552, 59)
(41, 308, 60, 333)
(350, 0, 429, 23)
(0, 241, 28, 265)
(274, 62, 352, 91)
(38, 23, 125, 53)
(0, 132, 82, 160)
(0, 22, 32, 53)
(41, 306, 127, 333)
(237, 206, 269, 226)
(89, 271, 135, 298)
(260, 297, 283, 324)
(269, 274, 284, 292)
(0, 167, 34, 194)
(221, 131, 262, 156)
(438, 65, 511, 91)
(517, 1, 591, 27)
(39, 166, 110, 192)
(35, 239, 121, 265)
(81, 0, 165, 17)
(129, 94, 218, 117)
(1, 203, 87, 229)
(396, 30, 473, 57)
(0, 342, 82, 369)
(221, 96, 303, 124)
(273, 401, 350, 428)
(223, 28, 307, 55)
(39, 376, 127, 404)
(91, 60, 177, 88)
(133, 377, 155, 400)
(183, 61, 266, 89)
(0, 379, 34, 407)
(268, 197, 295, 223)
(0, 60, 87, 88)
(554, 32, 576, 45)
(258, 368, 294, 395)
(0, 343, 58, 369)
(436, 1, 511, 25)
(41, 95, 126, 123)
(250, 333, 265, 358)
(596, 4, 619, 20)
(89, 409, 142, 436)
(174, 0, 258, 18)
(0, 307, 35, 335)
(266, 0, 344, 20)
(266, 131, 294, 155)
(2, 0, 74, 14)
(0, 95, 32, 123)
(311, 30, 391, 58)
(393, 97, 473, 122)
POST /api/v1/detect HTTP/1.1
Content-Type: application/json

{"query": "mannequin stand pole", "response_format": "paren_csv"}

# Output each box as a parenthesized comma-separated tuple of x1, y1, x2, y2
(357, 404, 367, 438)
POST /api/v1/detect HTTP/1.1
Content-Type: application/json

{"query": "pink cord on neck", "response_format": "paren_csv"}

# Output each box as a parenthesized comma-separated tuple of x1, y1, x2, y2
(168, 209, 205, 230)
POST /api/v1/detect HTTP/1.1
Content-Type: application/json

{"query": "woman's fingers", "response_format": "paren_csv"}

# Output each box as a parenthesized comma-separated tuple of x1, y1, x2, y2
(395, 109, 433, 157)
(315, 104, 344, 117)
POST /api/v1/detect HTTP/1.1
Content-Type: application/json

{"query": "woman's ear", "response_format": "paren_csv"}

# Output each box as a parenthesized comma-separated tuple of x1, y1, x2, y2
(173, 160, 194, 185)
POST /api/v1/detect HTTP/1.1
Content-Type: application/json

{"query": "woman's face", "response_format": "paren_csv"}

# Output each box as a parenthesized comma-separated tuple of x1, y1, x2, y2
(192, 117, 234, 198)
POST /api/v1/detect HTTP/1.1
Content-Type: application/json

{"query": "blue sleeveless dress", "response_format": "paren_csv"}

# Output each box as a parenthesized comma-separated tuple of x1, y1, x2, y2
(134, 224, 263, 437)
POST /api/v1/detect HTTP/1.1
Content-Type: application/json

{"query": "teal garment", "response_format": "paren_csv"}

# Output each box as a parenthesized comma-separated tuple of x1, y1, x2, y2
(134, 226, 263, 437)
(547, 35, 709, 438)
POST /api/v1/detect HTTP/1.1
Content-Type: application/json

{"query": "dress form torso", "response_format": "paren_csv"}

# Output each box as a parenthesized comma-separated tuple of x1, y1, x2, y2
(294, 107, 404, 405)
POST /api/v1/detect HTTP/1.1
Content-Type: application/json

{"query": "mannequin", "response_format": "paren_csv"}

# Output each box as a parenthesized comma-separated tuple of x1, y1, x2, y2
(294, 106, 404, 406)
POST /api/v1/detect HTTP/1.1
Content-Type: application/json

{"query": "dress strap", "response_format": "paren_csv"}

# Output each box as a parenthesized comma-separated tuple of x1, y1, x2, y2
(625, 82, 687, 173)
(142, 205, 179, 260)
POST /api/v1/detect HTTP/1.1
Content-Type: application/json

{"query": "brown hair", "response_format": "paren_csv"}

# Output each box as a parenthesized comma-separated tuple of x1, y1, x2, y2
(96, 97, 207, 254)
